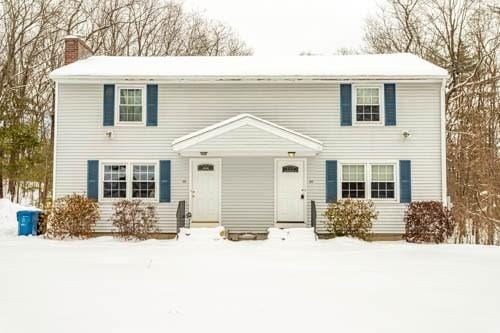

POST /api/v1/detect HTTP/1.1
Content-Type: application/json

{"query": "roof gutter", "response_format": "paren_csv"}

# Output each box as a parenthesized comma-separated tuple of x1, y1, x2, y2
(49, 75, 448, 83)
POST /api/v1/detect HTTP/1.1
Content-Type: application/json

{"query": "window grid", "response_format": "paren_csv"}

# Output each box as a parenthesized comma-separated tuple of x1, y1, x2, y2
(132, 164, 155, 198)
(371, 165, 395, 199)
(341, 165, 366, 198)
(103, 165, 127, 198)
(198, 164, 214, 171)
(119, 88, 143, 122)
(356, 87, 380, 122)
(340, 163, 397, 200)
(282, 165, 299, 173)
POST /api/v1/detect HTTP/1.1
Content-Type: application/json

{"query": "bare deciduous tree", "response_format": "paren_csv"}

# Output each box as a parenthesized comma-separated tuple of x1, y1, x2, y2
(365, 0, 500, 244)
(0, 0, 251, 207)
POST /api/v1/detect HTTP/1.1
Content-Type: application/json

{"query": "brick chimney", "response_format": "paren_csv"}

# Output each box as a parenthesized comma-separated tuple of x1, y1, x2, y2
(64, 36, 92, 65)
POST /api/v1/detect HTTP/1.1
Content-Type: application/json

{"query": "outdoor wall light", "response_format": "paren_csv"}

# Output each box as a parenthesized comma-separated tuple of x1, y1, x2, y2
(288, 152, 296, 157)
(401, 130, 411, 139)
(200, 151, 208, 156)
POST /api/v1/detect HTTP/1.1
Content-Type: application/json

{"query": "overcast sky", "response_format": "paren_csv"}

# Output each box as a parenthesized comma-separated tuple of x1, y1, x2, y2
(184, 0, 382, 55)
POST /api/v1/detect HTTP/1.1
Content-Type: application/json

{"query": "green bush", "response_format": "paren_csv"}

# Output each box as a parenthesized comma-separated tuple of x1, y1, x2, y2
(323, 199, 378, 240)
(110, 200, 158, 240)
(46, 194, 99, 239)
(404, 201, 454, 243)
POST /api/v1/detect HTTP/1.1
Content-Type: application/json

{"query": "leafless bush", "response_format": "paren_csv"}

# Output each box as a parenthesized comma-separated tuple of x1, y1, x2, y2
(323, 199, 378, 240)
(111, 200, 158, 240)
(404, 201, 454, 243)
(46, 194, 99, 239)
(364, 0, 499, 244)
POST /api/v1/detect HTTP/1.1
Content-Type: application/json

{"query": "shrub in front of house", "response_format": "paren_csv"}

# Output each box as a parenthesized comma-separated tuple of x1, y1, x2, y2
(46, 194, 99, 239)
(37, 211, 48, 235)
(110, 200, 158, 240)
(323, 199, 378, 240)
(404, 201, 454, 243)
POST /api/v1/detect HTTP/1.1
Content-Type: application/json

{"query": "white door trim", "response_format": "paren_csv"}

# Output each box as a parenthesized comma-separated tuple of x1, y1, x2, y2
(274, 158, 307, 226)
(189, 158, 222, 226)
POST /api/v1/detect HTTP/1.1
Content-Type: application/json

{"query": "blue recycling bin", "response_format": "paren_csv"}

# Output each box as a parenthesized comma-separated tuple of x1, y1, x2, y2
(17, 210, 40, 236)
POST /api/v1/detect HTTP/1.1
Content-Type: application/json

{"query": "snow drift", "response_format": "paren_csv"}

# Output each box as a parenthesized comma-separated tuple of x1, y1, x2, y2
(0, 199, 40, 238)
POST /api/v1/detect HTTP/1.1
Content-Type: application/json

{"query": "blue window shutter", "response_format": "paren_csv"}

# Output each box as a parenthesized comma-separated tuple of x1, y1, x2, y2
(159, 160, 171, 202)
(400, 160, 412, 203)
(87, 160, 99, 201)
(384, 83, 396, 126)
(103, 85, 115, 126)
(340, 84, 352, 126)
(326, 160, 338, 203)
(147, 84, 158, 126)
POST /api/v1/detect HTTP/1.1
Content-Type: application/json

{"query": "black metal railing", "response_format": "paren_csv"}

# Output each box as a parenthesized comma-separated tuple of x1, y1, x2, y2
(311, 200, 317, 234)
(176, 200, 186, 232)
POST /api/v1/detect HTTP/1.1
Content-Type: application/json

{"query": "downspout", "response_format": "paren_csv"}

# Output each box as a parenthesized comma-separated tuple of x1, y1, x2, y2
(52, 81, 58, 203)
(440, 78, 448, 206)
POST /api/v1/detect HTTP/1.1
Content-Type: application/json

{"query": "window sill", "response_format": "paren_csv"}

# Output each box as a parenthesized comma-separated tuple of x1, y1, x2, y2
(371, 199, 399, 204)
(114, 122, 146, 127)
(339, 197, 399, 203)
(98, 198, 159, 203)
(132, 198, 159, 203)
(352, 122, 385, 127)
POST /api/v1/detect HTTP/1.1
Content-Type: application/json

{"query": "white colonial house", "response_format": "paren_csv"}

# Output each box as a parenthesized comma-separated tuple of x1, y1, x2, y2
(49, 36, 448, 239)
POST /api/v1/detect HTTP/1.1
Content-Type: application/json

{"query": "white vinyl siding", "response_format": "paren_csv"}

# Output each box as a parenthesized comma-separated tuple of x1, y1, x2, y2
(55, 81, 443, 234)
(219, 157, 274, 232)
(180, 124, 310, 155)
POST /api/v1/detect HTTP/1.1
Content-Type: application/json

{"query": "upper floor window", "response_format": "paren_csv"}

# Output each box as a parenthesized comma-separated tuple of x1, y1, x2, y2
(353, 86, 383, 124)
(117, 86, 145, 124)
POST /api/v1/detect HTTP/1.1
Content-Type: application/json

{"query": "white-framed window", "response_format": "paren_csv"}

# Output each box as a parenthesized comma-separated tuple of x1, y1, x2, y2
(116, 85, 146, 125)
(100, 161, 159, 201)
(352, 85, 384, 125)
(103, 164, 127, 198)
(370, 164, 395, 199)
(131, 164, 157, 199)
(341, 164, 366, 198)
(339, 162, 397, 201)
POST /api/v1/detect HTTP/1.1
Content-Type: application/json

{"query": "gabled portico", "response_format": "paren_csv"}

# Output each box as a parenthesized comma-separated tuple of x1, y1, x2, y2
(172, 114, 323, 229)
(172, 113, 323, 157)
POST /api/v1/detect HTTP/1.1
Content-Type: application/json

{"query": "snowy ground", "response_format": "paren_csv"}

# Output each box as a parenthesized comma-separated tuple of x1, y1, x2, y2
(1, 228, 500, 333)
(0, 198, 39, 237)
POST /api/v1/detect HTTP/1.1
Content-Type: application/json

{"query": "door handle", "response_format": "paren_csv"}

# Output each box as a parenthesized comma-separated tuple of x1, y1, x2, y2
(300, 194, 305, 199)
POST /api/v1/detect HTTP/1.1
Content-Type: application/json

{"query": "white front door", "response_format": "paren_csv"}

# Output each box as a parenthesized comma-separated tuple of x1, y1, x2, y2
(191, 159, 221, 223)
(276, 159, 305, 222)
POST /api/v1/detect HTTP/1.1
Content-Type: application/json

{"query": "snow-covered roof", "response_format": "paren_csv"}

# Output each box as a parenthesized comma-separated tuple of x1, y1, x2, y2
(49, 53, 448, 81)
